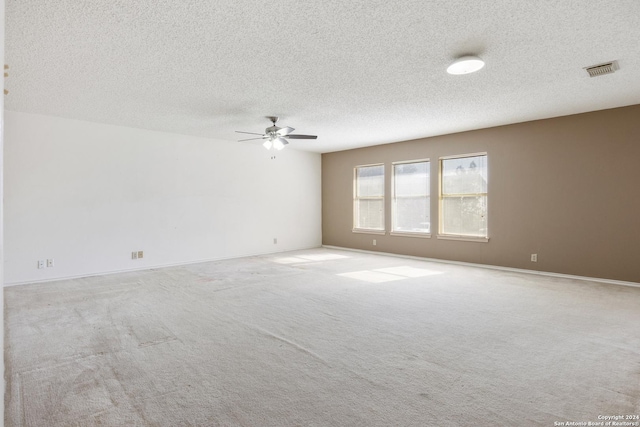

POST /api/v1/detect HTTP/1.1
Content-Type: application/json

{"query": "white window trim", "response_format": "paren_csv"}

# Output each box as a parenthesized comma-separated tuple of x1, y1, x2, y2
(390, 231, 431, 239)
(391, 159, 430, 236)
(392, 158, 430, 165)
(439, 152, 487, 160)
(438, 153, 488, 240)
(436, 234, 489, 243)
(353, 229, 387, 235)
(353, 163, 385, 233)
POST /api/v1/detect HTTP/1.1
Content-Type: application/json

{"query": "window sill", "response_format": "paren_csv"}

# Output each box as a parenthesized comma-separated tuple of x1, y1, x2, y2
(437, 235, 489, 243)
(390, 231, 431, 239)
(352, 229, 386, 235)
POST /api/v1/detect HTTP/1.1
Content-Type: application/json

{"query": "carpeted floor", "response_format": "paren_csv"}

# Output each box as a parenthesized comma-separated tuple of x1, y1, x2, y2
(4, 248, 640, 426)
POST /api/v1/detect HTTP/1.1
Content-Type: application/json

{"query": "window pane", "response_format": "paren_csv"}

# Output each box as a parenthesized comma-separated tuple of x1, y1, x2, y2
(354, 164, 385, 231)
(393, 196, 430, 233)
(392, 161, 430, 233)
(357, 165, 384, 197)
(442, 155, 487, 194)
(357, 199, 384, 230)
(442, 195, 487, 236)
(395, 162, 429, 196)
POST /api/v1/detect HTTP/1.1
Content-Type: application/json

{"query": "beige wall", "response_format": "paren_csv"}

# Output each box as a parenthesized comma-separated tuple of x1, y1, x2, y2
(322, 104, 640, 283)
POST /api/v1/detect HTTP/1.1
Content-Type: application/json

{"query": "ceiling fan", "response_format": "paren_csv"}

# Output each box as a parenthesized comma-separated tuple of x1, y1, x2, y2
(236, 116, 317, 150)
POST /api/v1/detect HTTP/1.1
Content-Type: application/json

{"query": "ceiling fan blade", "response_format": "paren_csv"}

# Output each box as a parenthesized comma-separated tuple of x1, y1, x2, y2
(276, 126, 295, 136)
(238, 137, 266, 142)
(235, 131, 265, 136)
(286, 134, 317, 139)
(278, 137, 289, 146)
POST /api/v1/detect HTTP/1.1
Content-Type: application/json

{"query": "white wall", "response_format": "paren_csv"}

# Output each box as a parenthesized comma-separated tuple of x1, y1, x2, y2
(1, 0, 6, 422)
(4, 111, 322, 285)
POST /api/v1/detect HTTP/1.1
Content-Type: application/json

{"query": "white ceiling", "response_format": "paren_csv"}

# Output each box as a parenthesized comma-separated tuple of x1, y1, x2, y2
(5, 1, 640, 153)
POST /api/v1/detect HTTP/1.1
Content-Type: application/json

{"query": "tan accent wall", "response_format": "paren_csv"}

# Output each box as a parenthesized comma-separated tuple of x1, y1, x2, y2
(322, 104, 640, 283)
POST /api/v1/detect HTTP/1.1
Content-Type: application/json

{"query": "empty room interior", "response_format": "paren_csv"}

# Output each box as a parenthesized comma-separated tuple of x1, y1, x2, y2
(2, 1, 640, 426)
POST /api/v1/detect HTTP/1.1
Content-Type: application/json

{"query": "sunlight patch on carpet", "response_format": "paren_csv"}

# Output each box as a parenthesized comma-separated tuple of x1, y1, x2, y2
(297, 253, 349, 261)
(271, 257, 307, 264)
(272, 253, 349, 264)
(338, 266, 443, 283)
(337, 270, 405, 283)
(375, 266, 443, 277)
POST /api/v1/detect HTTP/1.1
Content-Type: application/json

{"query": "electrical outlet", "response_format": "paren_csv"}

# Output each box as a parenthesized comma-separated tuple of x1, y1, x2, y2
(531, 254, 538, 262)
(37, 260, 45, 269)
(47, 259, 54, 268)
(273, 238, 277, 244)
(132, 251, 138, 260)
(373, 239, 377, 246)
(137, 251, 144, 259)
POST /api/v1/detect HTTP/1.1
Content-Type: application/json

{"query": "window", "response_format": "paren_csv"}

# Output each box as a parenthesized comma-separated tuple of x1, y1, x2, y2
(354, 164, 384, 231)
(440, 154, 488, 239)
(392, 160, 430, 235)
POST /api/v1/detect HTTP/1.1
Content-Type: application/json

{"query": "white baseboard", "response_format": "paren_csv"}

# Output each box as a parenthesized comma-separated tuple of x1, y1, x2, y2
(322, 245, 640, 289)
(4, 245, 323, 287)
(8, 245, 637, 289)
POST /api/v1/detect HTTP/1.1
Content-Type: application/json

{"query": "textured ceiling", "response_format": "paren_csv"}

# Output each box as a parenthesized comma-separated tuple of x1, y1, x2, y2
(5, 0, 640, 153)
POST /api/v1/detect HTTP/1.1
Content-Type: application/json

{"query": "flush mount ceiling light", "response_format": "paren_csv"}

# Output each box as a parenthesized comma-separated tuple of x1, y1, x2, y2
(447, 55, 485, 75)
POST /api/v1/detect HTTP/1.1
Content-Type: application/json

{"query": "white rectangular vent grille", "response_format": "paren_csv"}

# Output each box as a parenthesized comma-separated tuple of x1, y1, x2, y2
(585, 61, 618, 77)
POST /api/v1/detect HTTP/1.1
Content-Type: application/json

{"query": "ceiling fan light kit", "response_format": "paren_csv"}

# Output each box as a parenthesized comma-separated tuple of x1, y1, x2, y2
(447, 55, 485, 75)
(236, 116, 318, 150)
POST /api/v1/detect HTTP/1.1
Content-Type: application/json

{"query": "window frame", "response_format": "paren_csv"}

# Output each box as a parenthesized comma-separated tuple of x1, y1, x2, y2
(390, 159, 431, 238)
(353, 163, 386, 234)
(438, 152, 489, 242)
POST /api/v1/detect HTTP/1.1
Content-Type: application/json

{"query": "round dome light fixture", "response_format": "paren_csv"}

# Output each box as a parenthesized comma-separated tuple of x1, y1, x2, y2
(447, 55, 485, 75)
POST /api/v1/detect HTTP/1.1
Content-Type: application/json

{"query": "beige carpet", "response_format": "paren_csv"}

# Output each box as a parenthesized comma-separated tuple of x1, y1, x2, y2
(4, 248, 640, 426)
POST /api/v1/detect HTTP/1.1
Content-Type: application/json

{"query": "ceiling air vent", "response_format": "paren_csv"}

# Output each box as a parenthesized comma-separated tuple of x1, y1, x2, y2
(584, 61, 618, 77)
